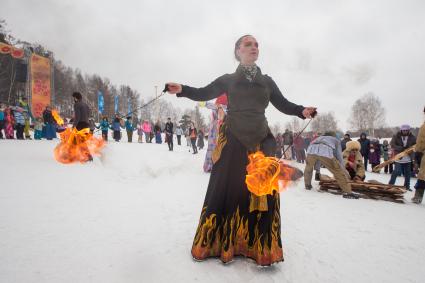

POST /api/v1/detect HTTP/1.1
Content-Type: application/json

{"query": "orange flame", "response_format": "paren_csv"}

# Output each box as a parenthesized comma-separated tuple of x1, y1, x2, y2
(246, 151, 296, 196)
(52, 112, 105, 164)
(52, 110, 64, 126)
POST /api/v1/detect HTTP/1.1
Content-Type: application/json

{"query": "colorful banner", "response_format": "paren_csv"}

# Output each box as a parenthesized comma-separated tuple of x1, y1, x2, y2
(30, 54, 51, 118)
(97, 91, 104, 114)
(0, 42, 24, 58)
(114, 95, 119, 114)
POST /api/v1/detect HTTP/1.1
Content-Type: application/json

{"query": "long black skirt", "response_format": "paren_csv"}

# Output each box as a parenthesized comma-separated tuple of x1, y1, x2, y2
(191, 130, 283, 266)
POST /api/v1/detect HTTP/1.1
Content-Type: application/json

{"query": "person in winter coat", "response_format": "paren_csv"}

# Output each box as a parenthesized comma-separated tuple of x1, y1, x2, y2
(382, 140, 393, 173)
(341, 133, 352, 152)
(42, 106, 56, 140)
(72, 92, 90, 131)
(0, 102, 5, 139)
(343, 140, 365, 181)
(282, 129, 293, 160)
(357, 133, 370, 171)
(165, 117, 174, 151)
(293, 134, 305, 163)
(388, 125, 417, 191)
(185, 127, 191, 147)
(189, 123, 198, 154)
(111, 115, 123, 142)
(175, 125, 184, 145)
(4, 106, 15, 139)
(305, 132, 358, 199)
(142, 120, 152, 143)
(275, 133, 283, 158)
(125, 116, 135, 143)
(412, 106, 425, 203)
(137, 122, 144, 143)
(197, 129, 205, 150)
(97, 116, 110, 141)
(154, 123, 162, 144)
(13, 106, 25, 140)
(368, 139, 381, 172)
(72, 92, 93, 161)
(34, 117, 44, 140)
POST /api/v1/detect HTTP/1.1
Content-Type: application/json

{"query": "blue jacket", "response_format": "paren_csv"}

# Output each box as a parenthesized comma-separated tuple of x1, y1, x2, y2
(125, 120, 134, 131)
(98, 120, 109, 131)
(111, 121, 122, 131)
(0, 111, 4, 121)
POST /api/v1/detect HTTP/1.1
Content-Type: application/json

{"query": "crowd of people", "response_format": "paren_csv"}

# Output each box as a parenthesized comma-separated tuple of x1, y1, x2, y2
(278, 109, 424, 204)
(0, 100, 208, 154)
(277, 127, 422, 185)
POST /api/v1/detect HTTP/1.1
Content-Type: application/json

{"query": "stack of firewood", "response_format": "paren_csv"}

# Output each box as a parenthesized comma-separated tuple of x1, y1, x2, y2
(319, 179, 406, 203)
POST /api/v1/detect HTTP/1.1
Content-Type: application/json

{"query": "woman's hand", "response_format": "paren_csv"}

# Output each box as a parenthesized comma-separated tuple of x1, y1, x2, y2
(166, 83, 182, 94)
(302, 107, 317, 119)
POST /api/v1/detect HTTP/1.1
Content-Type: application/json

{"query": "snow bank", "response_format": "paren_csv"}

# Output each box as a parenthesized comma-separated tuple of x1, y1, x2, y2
(0, 139, 424, 283)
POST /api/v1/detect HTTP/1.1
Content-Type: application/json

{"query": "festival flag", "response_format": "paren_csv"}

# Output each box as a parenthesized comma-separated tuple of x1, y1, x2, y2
(114, 95, 119, 114)
(30, 54, 51, 118)
(97, 91, 104, 114)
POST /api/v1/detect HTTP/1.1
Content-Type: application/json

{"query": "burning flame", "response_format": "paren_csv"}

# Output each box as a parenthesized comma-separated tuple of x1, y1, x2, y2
(52, 110, 64, 126)
(246, 151, 296, 196)
(52, 112, 105, 164)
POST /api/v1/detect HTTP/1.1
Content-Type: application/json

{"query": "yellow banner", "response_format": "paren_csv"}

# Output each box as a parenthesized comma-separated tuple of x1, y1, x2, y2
(30, 54, 51, 118)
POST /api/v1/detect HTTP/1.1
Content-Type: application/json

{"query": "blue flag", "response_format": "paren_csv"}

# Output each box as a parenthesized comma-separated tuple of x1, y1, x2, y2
(97, 91, 104, 114)
(114, 95, 119, 114)
(127, 97, 131, 116)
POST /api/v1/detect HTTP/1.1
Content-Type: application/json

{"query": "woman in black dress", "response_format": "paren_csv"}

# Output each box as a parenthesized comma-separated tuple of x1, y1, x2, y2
(167, 35, 316, 266)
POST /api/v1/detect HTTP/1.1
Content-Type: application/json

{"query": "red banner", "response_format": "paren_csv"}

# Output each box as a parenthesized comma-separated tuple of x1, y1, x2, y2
(30, 54, 51, 118)
(0, 42, 24, 58)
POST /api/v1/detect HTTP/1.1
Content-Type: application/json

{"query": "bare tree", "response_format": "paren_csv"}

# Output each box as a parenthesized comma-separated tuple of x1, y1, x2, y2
(270, 122, 283, 136)
(348, 92, 385, 136)
(311, 112, 339, 133)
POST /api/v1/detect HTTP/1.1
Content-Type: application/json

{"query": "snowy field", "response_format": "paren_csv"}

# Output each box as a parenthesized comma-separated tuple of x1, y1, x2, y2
(0, 137, 424, 283)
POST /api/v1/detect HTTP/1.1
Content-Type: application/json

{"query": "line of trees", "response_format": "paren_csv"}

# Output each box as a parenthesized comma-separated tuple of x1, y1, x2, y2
(271, 92, 389, 138)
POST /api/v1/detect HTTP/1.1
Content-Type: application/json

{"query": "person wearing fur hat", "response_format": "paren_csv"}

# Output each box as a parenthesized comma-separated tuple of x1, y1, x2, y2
(305, 132, 359, 199)
(412, 107, 425, 204)
(343, 140, 365, 181)
(388, 124, 416, 191)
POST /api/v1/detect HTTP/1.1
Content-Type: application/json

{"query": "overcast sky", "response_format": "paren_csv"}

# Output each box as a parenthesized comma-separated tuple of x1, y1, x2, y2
(2, 0, 425, 131)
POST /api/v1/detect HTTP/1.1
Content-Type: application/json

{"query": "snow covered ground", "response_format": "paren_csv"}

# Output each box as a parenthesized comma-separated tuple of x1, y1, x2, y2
(0, 137, 424, 283)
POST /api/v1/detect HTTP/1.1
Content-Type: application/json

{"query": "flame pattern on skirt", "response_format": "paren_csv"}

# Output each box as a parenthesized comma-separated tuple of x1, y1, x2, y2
(191, 193, 283, 266)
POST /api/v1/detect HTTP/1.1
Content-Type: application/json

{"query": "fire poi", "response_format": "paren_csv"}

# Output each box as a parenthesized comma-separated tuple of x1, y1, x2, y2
(52, 110, 105, 164)
(246, 151, 297, 196)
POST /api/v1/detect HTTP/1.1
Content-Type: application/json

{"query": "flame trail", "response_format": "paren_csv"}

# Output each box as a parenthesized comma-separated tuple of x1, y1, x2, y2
(52, 111, 105, 164)
(246, 151, 296, 196)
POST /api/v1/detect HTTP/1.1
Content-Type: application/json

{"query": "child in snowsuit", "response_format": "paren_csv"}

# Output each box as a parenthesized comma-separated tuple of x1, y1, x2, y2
(97, 117, 110, 141)
(34, 117, 44, 140)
